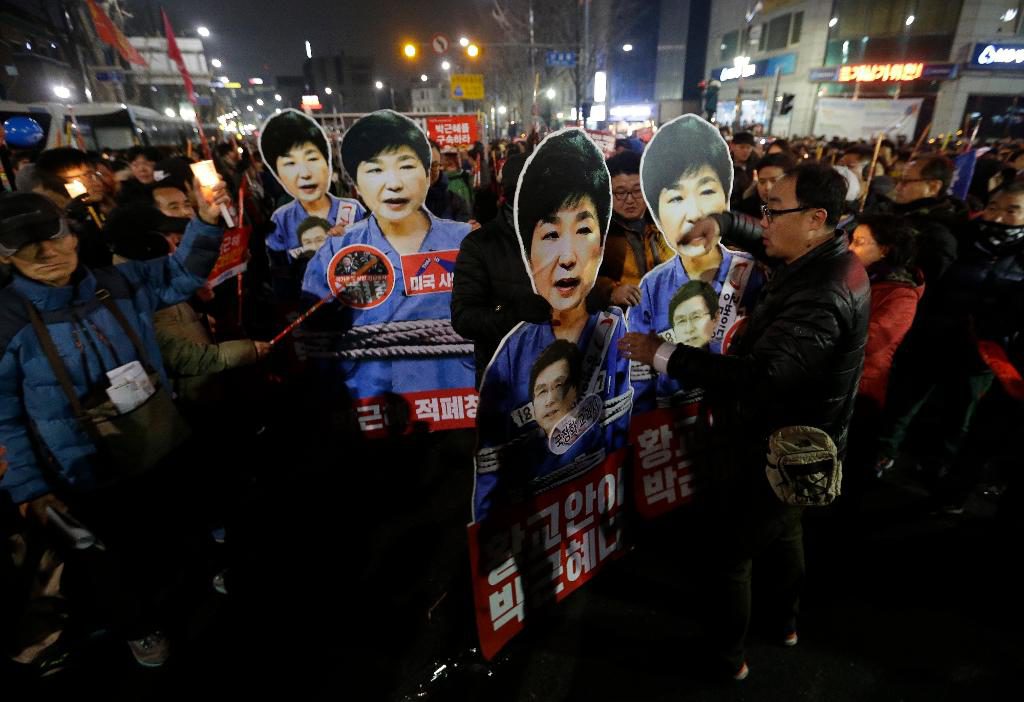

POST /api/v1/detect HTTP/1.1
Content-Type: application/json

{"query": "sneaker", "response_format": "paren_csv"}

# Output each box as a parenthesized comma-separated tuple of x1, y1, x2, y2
(212, 570, 228, 595)
(783, 629, 799, 647)
(127, 631, 169, 668)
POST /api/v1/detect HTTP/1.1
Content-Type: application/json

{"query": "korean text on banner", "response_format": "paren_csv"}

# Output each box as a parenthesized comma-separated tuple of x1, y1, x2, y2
(208, 226, 251, 287)
(427, 116, 480, 149)
(468, 451, 628, 660)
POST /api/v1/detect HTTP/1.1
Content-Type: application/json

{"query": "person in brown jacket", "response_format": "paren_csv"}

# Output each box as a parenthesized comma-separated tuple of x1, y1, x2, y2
(591, 150, 674, 310)
(104, 204, 269, 421)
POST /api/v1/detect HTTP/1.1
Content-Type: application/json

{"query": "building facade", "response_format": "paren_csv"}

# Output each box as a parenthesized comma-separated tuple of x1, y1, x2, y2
(705, 0, 1024, 139)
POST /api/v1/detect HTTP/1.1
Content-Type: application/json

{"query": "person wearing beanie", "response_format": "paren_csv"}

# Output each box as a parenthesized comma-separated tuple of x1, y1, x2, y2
(0, 181, 230, 669)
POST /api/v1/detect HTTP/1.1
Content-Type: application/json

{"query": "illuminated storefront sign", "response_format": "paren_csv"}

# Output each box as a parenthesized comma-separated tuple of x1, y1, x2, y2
(839, 62, 923, 82)
(970, 43, 1024, 70)
(809, 62, 958, 82)
(713, 53, 798, 82)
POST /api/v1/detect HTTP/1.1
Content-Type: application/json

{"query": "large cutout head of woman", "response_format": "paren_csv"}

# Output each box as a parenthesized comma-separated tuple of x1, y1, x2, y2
(514, 129, 611, 321)
(640, 115, 733, 258)
(341, 110, 432, 226)
(259, 109, 333, 209)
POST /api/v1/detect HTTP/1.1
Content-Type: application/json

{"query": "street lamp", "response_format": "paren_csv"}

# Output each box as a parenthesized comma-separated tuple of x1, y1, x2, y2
(324, 87, 332, 95)
(498, 105, 507, 114)
(546, 88, 556, 100)
(52, 85, 71, 99)
(459, 37, 470, 47)
(622, 43, 633, 52)
(375, 80, 384, 90)
(420, 74, 428, 82)
(256, 98, 264, 106)
(211, 58, 222, 68)
(197, 26, 210, 38)
(905, 15, 915, 26)
(275, 94, 282, 101)
(403, 43, 417, 58)
(441, 60, 451, 71)
(246, 105, 254, 112)
(467, 44, 480, 58)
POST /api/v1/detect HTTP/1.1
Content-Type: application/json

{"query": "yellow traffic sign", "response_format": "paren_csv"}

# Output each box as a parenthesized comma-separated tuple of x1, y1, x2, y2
(450, 74, 485, 100)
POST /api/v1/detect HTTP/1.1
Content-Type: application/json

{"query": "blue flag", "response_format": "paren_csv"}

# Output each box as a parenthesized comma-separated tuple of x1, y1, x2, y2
(949, 150, 977, 201)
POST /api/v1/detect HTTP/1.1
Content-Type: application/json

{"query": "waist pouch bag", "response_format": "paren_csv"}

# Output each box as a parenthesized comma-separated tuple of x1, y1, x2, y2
(24, 290, 191, 484)
(765, 425, 842, 507)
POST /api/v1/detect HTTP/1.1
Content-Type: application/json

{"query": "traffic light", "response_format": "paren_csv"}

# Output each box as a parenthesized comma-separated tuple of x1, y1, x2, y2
(780, 94, 795, 115)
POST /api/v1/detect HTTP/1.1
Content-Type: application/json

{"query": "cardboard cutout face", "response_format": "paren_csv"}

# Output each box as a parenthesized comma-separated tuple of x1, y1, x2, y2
(513, 128, 612, 315)
(340, 109, 432, 223)
(639, 115, 733, 258)
(259, 109, 333, 207)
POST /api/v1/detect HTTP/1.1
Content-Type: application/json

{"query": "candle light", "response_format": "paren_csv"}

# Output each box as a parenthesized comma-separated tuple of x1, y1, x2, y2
(64, 180, 87, 199)
(189, 160, 234, 227)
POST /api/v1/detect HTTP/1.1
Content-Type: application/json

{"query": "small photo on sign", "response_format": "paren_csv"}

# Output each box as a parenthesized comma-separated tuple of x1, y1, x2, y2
(327, 243, 395, 308)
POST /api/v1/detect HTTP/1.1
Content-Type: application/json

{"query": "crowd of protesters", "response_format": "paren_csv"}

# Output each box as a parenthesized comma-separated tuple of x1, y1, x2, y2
(0, 115, 1022, 691)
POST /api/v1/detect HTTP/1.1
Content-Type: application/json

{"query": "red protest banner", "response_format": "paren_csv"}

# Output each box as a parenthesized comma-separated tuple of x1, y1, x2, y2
(355, 387, 478, 436)
(467, 450, 628, 660)
(427, 116, 479, 149)
(208, 184, 250, 287)
(208, 225, 250, 287)
(629, 406, 700, 519)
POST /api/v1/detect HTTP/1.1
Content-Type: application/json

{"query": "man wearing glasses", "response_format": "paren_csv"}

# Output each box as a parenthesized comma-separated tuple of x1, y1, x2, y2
(620, 163, 870, 681)
(591, 150, 674, 310)
(873, 155, 964, 286)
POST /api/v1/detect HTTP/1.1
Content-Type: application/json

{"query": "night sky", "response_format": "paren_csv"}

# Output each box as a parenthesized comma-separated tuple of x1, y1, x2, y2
(150, 0, 502, 84)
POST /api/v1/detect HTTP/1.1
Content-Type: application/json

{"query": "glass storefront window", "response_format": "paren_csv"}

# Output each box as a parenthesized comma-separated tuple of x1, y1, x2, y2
(721, 31, 739, 60)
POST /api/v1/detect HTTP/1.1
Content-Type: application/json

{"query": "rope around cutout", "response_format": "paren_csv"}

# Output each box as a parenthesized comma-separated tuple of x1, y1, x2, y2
(303, 319, 474, 360)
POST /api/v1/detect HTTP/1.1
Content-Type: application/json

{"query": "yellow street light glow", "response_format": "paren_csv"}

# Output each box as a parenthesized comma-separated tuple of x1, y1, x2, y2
(404, 43, 417, 58)
(467, 44, 480, 58)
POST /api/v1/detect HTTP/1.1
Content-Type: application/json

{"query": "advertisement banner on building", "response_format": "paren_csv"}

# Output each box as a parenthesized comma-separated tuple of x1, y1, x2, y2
(426, 115, 479, 149)
(812, 98, 923, 141)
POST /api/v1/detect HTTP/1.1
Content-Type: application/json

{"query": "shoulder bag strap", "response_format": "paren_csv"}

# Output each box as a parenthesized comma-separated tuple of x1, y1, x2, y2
(93, 289, 156, 373)
(21, 298, 86, 416)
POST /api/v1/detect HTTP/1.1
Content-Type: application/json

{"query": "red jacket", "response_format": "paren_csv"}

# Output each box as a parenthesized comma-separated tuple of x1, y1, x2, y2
(858, 269, 925, 410)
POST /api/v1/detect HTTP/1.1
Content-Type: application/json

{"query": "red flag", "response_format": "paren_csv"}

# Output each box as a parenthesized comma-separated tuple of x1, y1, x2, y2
(85, 0, 148, 66)
(161, 8, 195, 104)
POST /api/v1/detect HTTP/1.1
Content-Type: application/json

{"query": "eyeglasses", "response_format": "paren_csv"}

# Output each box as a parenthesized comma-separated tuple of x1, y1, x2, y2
(612, 187, 643, 202)
(761, 204, 813, 224)
(674, 311, 711, 327)
(61, 171, 103, 184)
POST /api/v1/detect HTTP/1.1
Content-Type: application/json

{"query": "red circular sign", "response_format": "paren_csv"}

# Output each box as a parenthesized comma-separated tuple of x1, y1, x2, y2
(327, 244, 395, 309)
(432, 33, 450, 55)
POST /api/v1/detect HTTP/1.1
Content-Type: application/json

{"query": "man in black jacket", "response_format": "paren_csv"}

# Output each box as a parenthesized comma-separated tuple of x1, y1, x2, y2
(621, 164, 870, 680)
(451, 154, 549, 384)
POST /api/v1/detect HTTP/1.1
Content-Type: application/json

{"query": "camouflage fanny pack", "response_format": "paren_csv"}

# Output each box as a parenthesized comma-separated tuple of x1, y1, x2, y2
(765, 426, 842, 507)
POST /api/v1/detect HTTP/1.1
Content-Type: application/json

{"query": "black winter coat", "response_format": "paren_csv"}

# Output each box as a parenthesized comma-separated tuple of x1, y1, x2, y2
(667, 213, 870, 473)
(451, 205, 549, 384)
